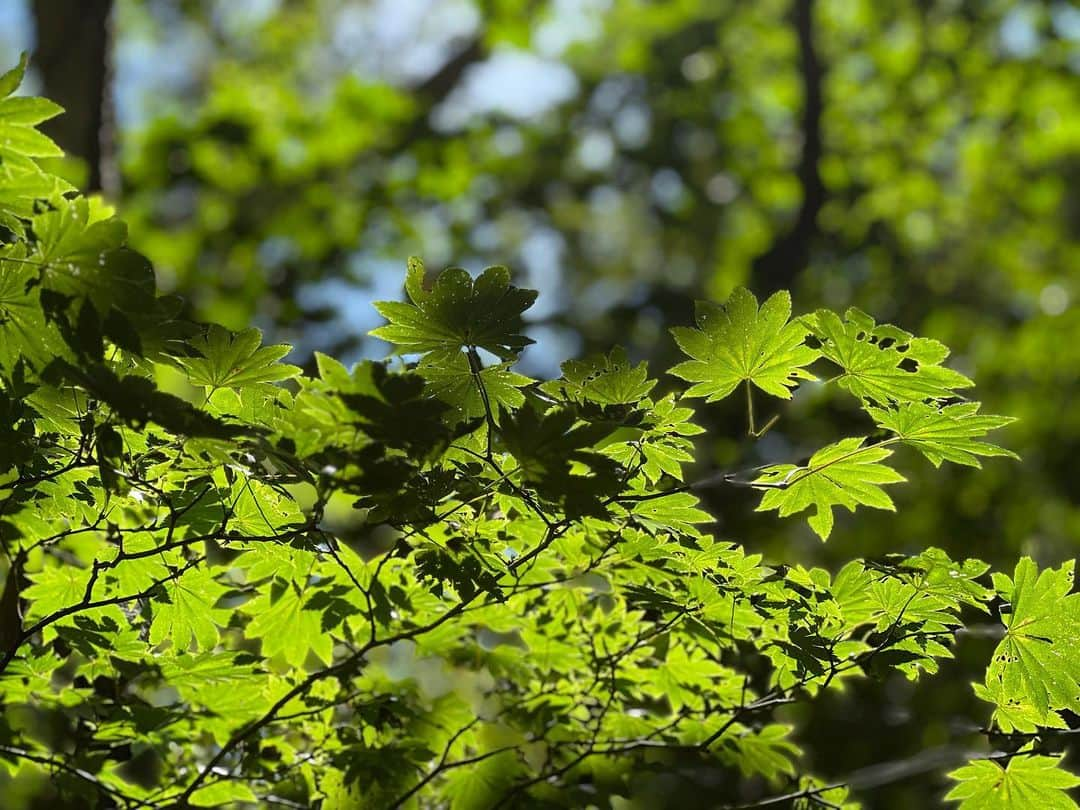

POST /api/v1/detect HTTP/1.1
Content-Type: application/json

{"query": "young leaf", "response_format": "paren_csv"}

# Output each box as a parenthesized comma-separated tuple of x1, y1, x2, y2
(755, 437, 906, 540)
(670, 288, 818, 402)
(946, 755, 1080, 809)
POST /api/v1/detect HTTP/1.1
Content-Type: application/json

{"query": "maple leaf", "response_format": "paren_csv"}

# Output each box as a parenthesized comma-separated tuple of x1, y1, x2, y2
(0, 260, 64, 369)
(670, 287, 818, 402)
(983, 558, 1080, 726)
(869, 401, 1017, 467)
(802, 307, 972, 404)
(148, 568, 228, 652)
(628, 491, 713, 536)
(371, 258, 537, 359)
(755, 437, 906, 540)
(946, 755, 1080, 810)
(418, 347, 532, 424)
(540, 347, 656, 406)
(0, 55, 72, 233)
(178, 324, 300, 390)
(603, 393, 703, 483)
(243, 577, 334, 668)
(0, 55, 63, 167)
(972, 676, 1067, 735)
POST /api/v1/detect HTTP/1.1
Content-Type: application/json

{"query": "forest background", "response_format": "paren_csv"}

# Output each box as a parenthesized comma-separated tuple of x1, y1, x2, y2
(2, 0, 1079, 807)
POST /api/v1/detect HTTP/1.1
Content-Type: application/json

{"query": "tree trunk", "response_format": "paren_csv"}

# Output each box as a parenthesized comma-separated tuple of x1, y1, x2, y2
(31, 0, 115, 194)
(752, 0, 825, 295)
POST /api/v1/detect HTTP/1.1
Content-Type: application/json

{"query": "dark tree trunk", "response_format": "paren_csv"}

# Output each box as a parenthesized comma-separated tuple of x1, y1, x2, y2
(31, 0, 115, 194)
(752, 0, 825, 295)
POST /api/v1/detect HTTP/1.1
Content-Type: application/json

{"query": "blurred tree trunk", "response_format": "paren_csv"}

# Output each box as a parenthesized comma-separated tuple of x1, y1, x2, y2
(753, 0, 825, 295)
(392, 36, 486, 150)
(31, 0, 115, 194)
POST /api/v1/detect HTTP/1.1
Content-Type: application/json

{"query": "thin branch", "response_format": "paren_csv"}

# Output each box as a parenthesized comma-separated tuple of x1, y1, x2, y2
(0, 743, 147, 808)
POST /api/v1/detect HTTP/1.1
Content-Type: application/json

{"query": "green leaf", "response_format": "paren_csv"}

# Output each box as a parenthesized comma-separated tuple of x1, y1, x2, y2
(159, 652, 264, 693)
(149, 568, 228, 653)
(722, 724, 799, 780)
(33, 196, 127, 273)
(755, 437, 906, 540)
(0, 57, 74, 233)
(0, 53, 28, 98)
(972, 678, 1066, 735)
(0, 164, 72, 228)
(0, 96, 65, 126)
(418, 347, 531, 424)
(946, 755, 1080, 809)
(868, 401, 1017, 468)
(371, 259, 537, 359)
(23, 565, 92, 622)
(243, 577, 334, 667)
(0, 57, 63, 165)
(178, 325, 300, 390)
(443, 750, 524, 810)
(628, 491, 712, 536)
(0, 259, 65, 369)
(188, 780, 259, 807)
(803, 307, 973, 404)
(670, 288, 818, 401)
(983, 558, 1080, 726)
(603, 393, 703, 483)
(540, 347, 656, 406)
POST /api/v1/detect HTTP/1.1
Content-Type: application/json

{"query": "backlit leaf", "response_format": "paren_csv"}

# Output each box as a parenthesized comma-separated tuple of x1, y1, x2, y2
(670, 288, 818, 401)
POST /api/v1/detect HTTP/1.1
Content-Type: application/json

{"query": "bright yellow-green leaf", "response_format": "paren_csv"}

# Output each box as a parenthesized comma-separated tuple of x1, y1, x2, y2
(179, 324, 300, 390)
(670, 288, 818, 401)
(755, 437, 906, 540)
(946, 755, 1080, 809)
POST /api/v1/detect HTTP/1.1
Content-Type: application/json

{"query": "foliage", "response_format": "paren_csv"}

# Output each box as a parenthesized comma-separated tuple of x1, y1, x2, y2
(0, 65, 1075, 809)
(669, 288, 817, 403)
(946, 756, 1080, 810)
